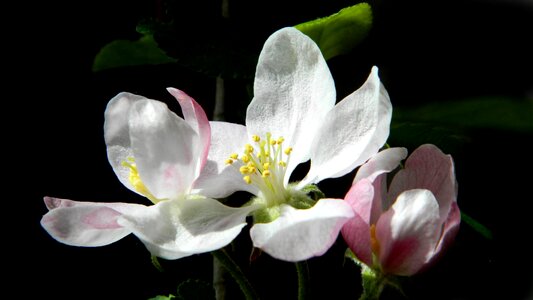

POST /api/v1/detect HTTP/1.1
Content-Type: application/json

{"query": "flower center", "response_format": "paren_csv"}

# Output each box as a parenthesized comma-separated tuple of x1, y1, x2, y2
(225, 133, 293, 206)
(122, 157, 160, 204)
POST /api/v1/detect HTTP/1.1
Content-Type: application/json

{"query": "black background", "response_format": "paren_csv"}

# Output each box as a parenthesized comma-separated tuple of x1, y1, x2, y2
(11, 0, 533, 299)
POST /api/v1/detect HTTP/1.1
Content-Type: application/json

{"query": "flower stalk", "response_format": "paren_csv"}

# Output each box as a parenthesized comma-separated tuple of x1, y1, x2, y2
(211, 249, 259, 300)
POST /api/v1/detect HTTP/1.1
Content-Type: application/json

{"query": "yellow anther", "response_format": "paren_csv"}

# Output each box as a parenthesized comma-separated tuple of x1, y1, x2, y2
(239, 166, 249, 174)
(252, 135, 260, 142)
(265, 151, 270, 156)
(242, 154, 250, 163)
(243, 176, 252, 184)
(270, 139, 277, 146)
(262, 170, 271, 177)
(278, 161, 287, 167)
(277, 137, 285, 144)
(284, 147, 293, 155)
(263, 162, 270, 170)
(245, 144, 254, 154)
(230, 153, 239, 159)
(225, 159, 234, 165)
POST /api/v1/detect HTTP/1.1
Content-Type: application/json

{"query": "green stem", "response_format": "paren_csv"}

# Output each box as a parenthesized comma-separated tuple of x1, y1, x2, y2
(296, 261, 310, 300)
(211, 249, 259, 300)
(359, 266, 386, 300)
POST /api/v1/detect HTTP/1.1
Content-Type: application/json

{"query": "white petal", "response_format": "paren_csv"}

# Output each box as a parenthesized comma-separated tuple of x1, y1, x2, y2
(129, 99, 199, 199)
(104, 92, 147, 194)
(299, 66, 392, 187)
(376, 189, 441, 276)
(41, 197, 146, 247)
(354, 147, 408, 183)
(118, 197, 258, 260)
(246, 27, 336, 184)
(193, 121, 258, 198)
(250, 199, 354, 262)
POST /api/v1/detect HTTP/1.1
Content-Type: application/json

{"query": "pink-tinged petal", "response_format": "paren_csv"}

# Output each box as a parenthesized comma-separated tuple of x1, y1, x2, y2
(376, 189, 441, 276)
(41, 197, 146, 247)
(354, 147, 408, 184)
(118, 197, 258, 260)
(193, 121, 258, 198)
(247, 27, 336, 184)
(300, 66, 392, 186)
(341, 179, 375, 266)
(104, 92, 147, 195)
(250, 199, 354, 262)
(388, 144, 457, 224)
(424, 201, 461, 270)
(167, 88, 211, 177)
(43, 196, 146, 214)
(128, 99, 199, 199)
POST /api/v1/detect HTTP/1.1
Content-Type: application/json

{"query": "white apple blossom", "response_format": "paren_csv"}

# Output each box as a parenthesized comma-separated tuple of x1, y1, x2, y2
(195, 27, 393, 261)
(41, 89, 256, 260)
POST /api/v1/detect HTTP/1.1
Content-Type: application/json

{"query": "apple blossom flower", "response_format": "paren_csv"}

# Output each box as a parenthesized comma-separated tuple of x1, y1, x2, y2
(194, 27, 393, 261)
(342, 144, 461, 276)
(41, 89, 256, 260)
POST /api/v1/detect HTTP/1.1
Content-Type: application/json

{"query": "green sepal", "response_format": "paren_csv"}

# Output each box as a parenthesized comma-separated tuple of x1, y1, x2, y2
(151, 255, 164, 272)
(295, 3, 373, 60)
(300, 184, 326, 201)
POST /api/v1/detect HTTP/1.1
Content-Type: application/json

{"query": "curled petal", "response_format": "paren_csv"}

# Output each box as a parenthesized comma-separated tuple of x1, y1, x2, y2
(300, 66, 392, 187)
(247, 27, 336, 184)
(167, 88, 211, 177)
(376, 189, 441, 276)
(129, 99, 199, 199)
(118, 197, 258, 260)
(250, 199, 354, 262)
(194, 121, 258, 198)
(41, 197, 145, 247)
(388, 144, 457, 224)
(104, 92, 147, 194)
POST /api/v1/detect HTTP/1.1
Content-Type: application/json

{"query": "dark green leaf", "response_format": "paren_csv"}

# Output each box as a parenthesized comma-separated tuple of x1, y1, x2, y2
(176, 279, 215, 300)
(92, 34, 177, 72)
(295, 3, 373, 60)
(390, 97, 533, 152)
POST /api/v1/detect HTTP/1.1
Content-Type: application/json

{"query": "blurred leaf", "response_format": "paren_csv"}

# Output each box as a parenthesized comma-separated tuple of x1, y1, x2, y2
(295, 3, 372, 60)
(390, 97, 533, 152)
(176, 279, 215, 300)
(394, 97, 533, 132)
(92, 34, 177, 72)
(389, 121, 471, 154)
